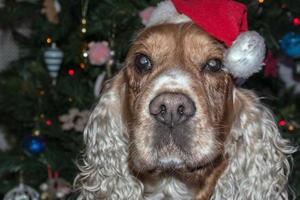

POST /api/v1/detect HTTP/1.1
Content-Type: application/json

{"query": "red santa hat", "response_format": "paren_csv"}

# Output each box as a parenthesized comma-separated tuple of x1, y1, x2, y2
(145, 0, 266, 78)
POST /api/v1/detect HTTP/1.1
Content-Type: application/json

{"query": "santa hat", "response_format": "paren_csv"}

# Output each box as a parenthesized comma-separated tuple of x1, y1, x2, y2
(145, 0, 266, 79)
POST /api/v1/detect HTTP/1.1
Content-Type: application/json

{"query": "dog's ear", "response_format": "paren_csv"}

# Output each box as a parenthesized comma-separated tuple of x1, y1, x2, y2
(74, 70, 143, 200)
(213, 89, 296, 200)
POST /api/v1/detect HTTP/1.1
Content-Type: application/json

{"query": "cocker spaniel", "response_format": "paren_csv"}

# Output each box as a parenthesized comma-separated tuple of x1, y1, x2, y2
(74, 21, 295, 200)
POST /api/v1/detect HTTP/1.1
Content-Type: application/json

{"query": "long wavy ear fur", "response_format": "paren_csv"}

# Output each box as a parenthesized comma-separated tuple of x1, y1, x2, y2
(74, 72, 143, 200)
(212, 89, 296, 200)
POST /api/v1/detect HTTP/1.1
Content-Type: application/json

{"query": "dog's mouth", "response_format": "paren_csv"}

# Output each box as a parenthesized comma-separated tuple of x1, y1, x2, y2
(146, 156, 211, 174)
(158, 157, 185, 169)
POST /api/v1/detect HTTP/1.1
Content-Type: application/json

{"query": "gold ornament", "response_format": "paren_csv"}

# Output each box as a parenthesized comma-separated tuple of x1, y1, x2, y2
(46, 37, 52, 44)
(288, 124, 295, 132)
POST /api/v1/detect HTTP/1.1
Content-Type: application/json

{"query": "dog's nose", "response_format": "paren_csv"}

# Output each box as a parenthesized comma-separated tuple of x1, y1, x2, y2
(149, 92, 195, 127)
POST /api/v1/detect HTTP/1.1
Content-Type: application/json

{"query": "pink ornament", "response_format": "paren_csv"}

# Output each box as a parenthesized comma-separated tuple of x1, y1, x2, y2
(88, 41, 111, 66)
(264, 51, 277, 78)
(139, 7, 155, 25)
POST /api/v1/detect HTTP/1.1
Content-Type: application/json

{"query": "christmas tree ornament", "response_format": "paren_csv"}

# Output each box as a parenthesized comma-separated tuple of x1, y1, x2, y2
(4, 183, 39, 200)
(139, 7, 155, 25)
(40, 178, 71, 199)
(40, 166, 71, 200)
(280, 32, 300, 58)
(23, 133, 46, 154)
(44, 43, 64, 84)
(146, 0, 265, 79)
(88, 41, 112, 66)
(41, 0, 61, 24)
(59, 108, 89, 132)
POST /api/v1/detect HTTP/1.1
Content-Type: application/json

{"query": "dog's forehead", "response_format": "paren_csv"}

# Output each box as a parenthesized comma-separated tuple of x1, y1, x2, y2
(134, 23, 224, 61)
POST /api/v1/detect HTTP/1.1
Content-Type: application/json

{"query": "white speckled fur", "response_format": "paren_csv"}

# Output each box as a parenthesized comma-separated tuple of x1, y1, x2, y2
(75, 74, 295, 199)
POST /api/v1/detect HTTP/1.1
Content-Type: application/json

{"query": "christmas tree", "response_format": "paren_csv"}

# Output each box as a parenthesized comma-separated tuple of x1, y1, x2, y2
(0, 0, 299, 199)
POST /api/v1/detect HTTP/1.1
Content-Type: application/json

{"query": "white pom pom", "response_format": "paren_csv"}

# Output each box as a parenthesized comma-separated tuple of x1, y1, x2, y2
(146, 0, 191, 27)
(224, 31, 266, 78)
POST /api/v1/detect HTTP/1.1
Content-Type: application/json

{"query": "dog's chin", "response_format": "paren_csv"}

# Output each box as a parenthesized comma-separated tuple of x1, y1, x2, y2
(131, 154, 219, 175)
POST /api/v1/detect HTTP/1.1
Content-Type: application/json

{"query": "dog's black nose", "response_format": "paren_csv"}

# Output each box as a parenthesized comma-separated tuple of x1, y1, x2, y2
(149, 92, 195, 127)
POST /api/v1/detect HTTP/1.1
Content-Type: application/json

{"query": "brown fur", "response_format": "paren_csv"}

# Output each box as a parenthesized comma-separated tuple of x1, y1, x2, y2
(113, 23, 235, 199)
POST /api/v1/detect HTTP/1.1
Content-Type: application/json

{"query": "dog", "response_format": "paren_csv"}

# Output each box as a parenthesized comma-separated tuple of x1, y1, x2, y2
(74, 22, 295, 200)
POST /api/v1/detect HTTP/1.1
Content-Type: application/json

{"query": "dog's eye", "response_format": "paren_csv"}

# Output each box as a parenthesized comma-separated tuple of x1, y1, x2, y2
(135, 54, 152, 73)
(203, 59, 223, 72)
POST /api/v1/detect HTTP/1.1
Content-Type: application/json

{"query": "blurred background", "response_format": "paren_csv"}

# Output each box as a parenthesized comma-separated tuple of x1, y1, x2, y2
(0, 0, 299, 199)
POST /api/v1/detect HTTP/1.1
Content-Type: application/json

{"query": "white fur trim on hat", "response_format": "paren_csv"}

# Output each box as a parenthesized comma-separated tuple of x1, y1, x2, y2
(224, 31, 266, 78)
(146, 0, 191, 27)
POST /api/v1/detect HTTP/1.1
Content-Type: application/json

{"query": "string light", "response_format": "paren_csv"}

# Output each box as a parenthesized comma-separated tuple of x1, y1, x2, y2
(288, 124, 295, 132)
(68, 69, 75, 76)
(40, 114, 45, 119)
(278, 120, 286, 127)
(293, 17, 300, 26)
(79, 0, 90, 67)
(80, 63, 86, 69)
(39, 90, 45, 96)
(81, 27, 87, 33)
(46, 119, 52, 126)
(33, 129, 41, 136)
(258, 0, 264, 4)
(46, 37, 52, 44)
(83, 51, 88, 58)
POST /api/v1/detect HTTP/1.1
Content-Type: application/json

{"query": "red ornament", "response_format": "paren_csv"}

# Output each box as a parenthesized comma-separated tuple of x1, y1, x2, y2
(278, 120, 286, 127)
(68, 69, 75, 76)
(46, 119, 52, 126)
(293, 17, 300, 26)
